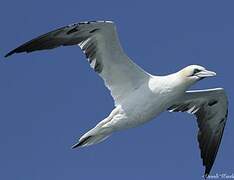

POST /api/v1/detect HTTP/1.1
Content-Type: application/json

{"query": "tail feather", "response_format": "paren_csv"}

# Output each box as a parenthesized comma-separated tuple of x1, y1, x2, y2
(71, 127, 111, 149)
(71, 136, 93, 149)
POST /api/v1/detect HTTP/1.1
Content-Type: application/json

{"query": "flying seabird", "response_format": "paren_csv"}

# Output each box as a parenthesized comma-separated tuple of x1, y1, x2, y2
(5, 20, 228, 178)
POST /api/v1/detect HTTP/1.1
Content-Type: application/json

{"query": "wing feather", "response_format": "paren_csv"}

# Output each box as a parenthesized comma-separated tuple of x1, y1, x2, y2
(168, 88, 228, 177)
(5, 21, 150, 105)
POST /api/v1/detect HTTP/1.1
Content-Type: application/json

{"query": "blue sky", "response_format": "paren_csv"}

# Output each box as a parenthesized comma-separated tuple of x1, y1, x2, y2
(0, 0, 233, 179)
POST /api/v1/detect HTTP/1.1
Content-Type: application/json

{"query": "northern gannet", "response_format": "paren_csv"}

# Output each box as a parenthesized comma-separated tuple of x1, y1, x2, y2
(5, 21, 228, 178)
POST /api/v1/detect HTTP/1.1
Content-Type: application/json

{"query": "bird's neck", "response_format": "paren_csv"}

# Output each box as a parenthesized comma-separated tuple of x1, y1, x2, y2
(166, 73, 195, 93)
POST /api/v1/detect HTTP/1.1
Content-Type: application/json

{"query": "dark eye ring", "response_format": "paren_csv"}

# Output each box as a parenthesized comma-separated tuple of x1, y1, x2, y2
(194, 69, 201, 74)
(190, 69, 202, 76)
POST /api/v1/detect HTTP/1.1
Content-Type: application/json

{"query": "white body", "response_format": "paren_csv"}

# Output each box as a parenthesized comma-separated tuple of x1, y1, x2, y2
(82, 73, 187, 141)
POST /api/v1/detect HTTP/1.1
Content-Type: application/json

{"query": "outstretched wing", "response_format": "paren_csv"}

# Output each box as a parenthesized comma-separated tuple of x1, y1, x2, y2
(5, 21, 150, 105)
(168, 88, 228, 178)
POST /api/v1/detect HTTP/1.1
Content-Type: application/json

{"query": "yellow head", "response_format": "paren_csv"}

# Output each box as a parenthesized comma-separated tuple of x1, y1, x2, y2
(178, 64, 216, 87)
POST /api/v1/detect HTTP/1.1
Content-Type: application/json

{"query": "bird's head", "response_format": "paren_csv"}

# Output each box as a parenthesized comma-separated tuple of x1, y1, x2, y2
(178, 65, 216, 87)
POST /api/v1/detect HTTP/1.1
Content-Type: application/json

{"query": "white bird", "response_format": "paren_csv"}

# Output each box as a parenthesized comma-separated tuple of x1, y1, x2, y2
(5, 20, 228, 178)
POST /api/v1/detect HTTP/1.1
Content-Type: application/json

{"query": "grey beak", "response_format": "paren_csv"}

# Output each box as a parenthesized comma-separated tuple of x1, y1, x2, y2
(196, 69, 216, 78)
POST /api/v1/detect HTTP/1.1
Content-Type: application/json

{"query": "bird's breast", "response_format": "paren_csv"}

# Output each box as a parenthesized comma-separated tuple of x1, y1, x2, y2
(116, 86, 175, 129)
(110, 78, 185, 130)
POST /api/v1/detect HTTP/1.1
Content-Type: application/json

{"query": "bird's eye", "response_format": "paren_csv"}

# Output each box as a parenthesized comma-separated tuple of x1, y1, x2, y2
(194, 69, 201, 73)
(190, 69, 202, 77)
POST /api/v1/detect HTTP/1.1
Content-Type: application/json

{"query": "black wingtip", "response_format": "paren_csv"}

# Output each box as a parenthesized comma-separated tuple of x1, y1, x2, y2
(204, 167, 211, 179)
(204, 166, 212, 179)
(204, 173, 209, 179)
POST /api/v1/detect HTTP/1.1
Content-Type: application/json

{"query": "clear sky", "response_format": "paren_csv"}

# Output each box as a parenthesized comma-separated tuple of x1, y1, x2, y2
(0, 0, 233, 180)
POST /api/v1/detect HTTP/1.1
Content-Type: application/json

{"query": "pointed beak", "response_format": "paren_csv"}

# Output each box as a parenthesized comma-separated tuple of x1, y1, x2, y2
(196, 69, 216, 78)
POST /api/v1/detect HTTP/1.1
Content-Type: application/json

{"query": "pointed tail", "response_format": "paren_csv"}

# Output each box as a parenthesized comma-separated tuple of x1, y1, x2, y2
(71, 126, 111, 149)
